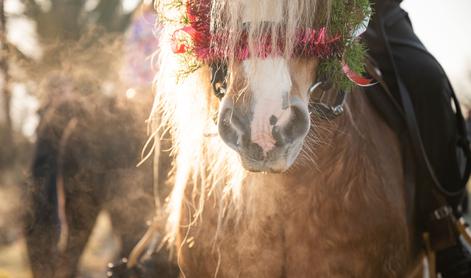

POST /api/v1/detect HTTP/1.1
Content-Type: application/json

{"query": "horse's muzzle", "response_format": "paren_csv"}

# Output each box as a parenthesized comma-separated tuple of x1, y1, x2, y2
(218, 96, 310, 172)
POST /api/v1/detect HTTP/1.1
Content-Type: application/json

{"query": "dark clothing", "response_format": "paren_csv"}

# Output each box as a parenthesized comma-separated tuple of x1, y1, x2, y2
(364, 3, 471, 276)
(467, 118, 471, 142)
(364, 2, 469, 199)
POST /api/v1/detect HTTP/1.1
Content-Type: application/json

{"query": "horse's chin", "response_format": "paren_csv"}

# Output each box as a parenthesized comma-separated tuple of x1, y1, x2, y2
(240, 159, 288, 173)
(238, 140, 304, 173)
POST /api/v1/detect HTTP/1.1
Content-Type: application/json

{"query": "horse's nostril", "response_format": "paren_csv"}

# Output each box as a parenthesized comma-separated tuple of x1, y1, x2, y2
(218, 95, 254, 151)
(250, 143, 265, 161)
(218, 106, 252, 152)
(279, 100, 310, 144)
(218, 107, 239, 148)
(272, 125, 284, 146)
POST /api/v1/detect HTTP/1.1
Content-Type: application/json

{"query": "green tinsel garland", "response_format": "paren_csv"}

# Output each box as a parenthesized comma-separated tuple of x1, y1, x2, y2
(318, 0, 372, 91)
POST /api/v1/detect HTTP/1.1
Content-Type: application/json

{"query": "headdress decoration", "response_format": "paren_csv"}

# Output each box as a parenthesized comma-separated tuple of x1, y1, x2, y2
(161, 0, 372, 89)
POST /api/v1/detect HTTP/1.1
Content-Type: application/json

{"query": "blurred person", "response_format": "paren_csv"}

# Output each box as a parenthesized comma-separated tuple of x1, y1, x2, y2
(364, 0, 471, 277)
(121, 2, 160, 96)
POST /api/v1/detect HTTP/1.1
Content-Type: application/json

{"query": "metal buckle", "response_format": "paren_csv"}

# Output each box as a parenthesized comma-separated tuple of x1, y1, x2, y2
(433, 206, 453, 220)
(308, 81, 347, 120)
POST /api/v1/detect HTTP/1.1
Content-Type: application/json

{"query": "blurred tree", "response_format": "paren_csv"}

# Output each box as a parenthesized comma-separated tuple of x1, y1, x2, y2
(16, 0, 141, 69)
(1, 0, 14, 167)
(21, 0, 137, 41)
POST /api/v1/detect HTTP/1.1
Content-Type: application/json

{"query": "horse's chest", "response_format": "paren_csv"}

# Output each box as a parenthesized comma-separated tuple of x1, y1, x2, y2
(280, 207, 409, 277)
(184, 198, 410, 278)
(181, 172, 411, 278)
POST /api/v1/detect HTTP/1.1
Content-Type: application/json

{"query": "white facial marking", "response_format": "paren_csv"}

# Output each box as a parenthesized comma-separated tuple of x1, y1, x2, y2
(243, 57, 292, 155)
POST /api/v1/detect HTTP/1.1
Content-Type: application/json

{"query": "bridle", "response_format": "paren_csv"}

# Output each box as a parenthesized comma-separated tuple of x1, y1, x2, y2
(209, 62, 348, 121)
(308, 80, 347, 120)
(171, 0, 374, 124)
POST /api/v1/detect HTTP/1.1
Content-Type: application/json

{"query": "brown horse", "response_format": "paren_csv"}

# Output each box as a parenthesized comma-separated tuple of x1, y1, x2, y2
(152, 0, 423, 277)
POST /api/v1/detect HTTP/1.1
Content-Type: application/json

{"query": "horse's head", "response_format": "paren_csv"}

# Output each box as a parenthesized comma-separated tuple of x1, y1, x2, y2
(218, 56, 318, 172)
(157, 0, 370, 173)
(154, 0, 372, 247)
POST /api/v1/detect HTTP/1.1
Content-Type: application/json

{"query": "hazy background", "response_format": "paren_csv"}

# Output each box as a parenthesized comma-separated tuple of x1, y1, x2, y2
(1, 1, 149, 277)
(402, 0, 471, 103)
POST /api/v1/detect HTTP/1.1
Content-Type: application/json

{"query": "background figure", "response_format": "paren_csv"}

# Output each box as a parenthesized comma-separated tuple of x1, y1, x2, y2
(24, 69, 155, 278)
(0, 0, 170, 277)
(121, 3, 160, 92)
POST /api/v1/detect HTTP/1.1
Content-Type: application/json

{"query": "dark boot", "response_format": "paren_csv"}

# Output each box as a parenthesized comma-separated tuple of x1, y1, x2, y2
(436, 242, 471, 277)
(436, 217, 471, 278)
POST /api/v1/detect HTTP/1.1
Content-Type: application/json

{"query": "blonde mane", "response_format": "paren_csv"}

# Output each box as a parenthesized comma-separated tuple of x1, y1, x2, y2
(152, 0, 331, 247)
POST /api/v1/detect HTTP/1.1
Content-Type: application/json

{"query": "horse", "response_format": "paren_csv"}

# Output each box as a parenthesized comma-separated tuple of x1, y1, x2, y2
(23, 71, 170, 278)
(151, 0, 423, 277)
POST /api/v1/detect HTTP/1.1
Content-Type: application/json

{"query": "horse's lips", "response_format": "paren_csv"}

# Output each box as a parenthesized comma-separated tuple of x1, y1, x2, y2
(237, 139, 304, 173)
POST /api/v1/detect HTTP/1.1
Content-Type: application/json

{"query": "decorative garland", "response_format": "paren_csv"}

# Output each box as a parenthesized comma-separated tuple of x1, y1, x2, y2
(161, 0, 372, 89)
(173, 26, 343, 62)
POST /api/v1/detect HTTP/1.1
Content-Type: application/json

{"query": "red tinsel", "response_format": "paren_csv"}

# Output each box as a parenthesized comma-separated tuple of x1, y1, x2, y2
(171, 26, 197, 54)
(342, 63, 374, 87)
(171, 0, 343, 62)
